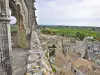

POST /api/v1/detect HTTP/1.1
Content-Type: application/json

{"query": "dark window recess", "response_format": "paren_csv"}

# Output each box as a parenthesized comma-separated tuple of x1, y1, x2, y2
(83, 57, 85, 59)
(88, 47, 90, 49)
(74, 69, 76, 73)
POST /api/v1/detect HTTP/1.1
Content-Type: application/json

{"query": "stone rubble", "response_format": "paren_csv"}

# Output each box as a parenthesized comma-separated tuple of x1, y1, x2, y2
(25, 31, 54, 75)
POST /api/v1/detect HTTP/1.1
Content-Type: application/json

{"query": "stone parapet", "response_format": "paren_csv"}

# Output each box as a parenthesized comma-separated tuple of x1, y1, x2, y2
(25, 31, 54, 75)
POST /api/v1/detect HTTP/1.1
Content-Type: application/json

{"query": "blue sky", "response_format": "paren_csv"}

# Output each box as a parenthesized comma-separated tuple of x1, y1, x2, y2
(35, 0, 100, 27)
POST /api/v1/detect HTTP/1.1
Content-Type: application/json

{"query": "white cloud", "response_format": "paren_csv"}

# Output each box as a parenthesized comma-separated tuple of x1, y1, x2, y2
(35, 0, 100, 27)
(10, 16, 17, 24)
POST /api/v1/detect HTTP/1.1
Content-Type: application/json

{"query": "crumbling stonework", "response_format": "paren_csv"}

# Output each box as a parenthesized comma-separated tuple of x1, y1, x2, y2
(27, 31, 54, 75)
(9, 0, 37, 48)
(0, 0, 12, 75)
(30, 31, 42, 50)
(0, 0, 54, 75)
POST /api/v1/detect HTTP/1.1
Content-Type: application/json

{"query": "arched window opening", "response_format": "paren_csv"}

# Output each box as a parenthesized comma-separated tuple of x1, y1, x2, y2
(9, 9, 17, 25)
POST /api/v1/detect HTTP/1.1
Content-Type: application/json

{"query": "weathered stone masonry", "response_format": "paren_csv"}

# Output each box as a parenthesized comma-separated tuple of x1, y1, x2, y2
(0, 0, 54, 75)
(0, 0, 37, 74)
(0, 0, 12, 75)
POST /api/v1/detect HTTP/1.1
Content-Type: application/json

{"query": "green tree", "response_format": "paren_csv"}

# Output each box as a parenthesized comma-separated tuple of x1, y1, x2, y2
(76, 32, 80, 37)
(76, 32, 85, 40)
(61, 33, 65, 36)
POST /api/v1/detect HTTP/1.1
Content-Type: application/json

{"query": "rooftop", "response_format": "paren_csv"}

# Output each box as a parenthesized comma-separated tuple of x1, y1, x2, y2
(72, 58, 92, 70)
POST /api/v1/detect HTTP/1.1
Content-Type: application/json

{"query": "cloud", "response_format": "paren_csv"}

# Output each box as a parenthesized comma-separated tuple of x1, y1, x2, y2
(35, 0, 100, 27)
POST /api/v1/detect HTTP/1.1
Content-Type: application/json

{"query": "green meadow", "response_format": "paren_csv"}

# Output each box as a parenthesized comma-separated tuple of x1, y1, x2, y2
(47, 27, 100, 38)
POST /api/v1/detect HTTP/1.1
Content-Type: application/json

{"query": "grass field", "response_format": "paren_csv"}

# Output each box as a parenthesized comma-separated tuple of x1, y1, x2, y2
(11, 25, 18, 32)
(47, 27, 100, 38)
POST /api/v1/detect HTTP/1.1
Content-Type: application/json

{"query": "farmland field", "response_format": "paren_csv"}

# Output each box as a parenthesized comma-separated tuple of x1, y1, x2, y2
(47, 27, 100, 38)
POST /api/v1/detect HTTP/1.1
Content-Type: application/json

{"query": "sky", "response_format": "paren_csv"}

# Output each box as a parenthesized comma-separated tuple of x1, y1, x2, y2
(10, 9, 17, 24)
(35, 0, 100, 27)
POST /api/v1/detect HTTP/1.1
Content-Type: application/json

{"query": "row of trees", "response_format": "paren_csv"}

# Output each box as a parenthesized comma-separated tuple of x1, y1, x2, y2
(41, 29, 56, 35)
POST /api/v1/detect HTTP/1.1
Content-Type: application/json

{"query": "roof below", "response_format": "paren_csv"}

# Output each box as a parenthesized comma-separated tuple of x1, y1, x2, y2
(72, 58, 92, 70)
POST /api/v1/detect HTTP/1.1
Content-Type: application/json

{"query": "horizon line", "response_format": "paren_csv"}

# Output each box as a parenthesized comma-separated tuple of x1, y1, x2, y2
(38, 24, 100, 27)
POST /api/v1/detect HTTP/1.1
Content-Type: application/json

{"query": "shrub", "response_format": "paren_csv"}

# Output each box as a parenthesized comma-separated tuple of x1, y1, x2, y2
(76, 32, 85, 40)
(41, 29, 52, 34)
(52, 67, 56, 72)
(47, 30, 52, 34)
(49, 49, 55, 56)
(61, 33, 65, 36)
(52, 44, 56, 48)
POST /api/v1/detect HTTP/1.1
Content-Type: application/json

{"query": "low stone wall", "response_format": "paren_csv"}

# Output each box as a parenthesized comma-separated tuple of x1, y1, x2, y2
(25, 31, 54, 75)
